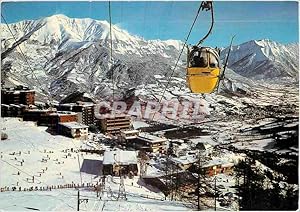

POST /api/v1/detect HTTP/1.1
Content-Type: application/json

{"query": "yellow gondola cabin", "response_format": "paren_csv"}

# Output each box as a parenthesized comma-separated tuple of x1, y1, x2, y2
(186, 46, 221, 93)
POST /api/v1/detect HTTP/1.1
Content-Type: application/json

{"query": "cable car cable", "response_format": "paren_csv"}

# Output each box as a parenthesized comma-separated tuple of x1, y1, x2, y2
(108, 1, 119, 136)
(151, 1, 205, 121)
(108, 1, 114, 102)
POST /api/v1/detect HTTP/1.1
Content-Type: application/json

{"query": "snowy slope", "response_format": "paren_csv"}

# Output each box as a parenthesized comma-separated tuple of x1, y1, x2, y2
(0, 118, 189, 211)
(0, 190, 189, 211)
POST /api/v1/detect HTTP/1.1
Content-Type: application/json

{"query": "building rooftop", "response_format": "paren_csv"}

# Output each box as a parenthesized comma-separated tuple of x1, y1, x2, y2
(59, 101, 94, 107)
(171, 155, 198, 165)
(9, 104, 21, 108)
(103, 150, 137, 165)
(201, 158, 232, 168)
(97, 114, 131, 120)
(76, 101, 94, 106)
(2, 87, 35, 93)
(48, 111, 77, 116)
(121, 130, 139, 134)
(58, 122, 89, 129)
(138, 132, 167, 143)
(25, 109, 56, 113)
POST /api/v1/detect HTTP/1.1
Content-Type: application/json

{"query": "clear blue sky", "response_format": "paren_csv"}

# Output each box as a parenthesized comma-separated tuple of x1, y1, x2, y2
(1, 1, 298, 47)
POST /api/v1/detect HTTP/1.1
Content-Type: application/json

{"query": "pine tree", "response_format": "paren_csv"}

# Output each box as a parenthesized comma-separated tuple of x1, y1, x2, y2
(235, 157, 299, 210)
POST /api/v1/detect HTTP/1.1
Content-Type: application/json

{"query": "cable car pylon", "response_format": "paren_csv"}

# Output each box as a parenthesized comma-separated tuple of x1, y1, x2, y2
(216, 35, 236, 92)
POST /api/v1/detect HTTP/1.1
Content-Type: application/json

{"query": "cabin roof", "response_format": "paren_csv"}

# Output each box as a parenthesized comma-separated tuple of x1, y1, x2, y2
(103, 150, 137, 165)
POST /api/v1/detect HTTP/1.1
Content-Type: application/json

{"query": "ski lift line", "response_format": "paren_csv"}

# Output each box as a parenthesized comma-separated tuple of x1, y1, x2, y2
(2, 149, 85, 204)
(0, 158, 44, 185)
(1, 129, 78, 187)
(69, 138, 84, 185)
(1, 14, 54, 104)
(108, 1, 118, 133)
(1, 14, 53, 105)
(150, 1, 204, 121)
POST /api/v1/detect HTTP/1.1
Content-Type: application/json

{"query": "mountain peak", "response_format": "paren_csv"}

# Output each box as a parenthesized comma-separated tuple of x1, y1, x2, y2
(47, 14, 69, 19)
(244, 39, 276, 46)
(221, 38, 298, 80)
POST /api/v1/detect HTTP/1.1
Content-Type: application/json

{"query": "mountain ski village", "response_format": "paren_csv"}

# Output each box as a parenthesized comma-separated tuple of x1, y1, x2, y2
(0, 1, 299, 211)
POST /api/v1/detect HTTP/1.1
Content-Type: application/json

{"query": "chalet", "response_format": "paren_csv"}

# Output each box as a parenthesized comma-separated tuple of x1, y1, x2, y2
(171, 140, 189, 157)
(132, 132, 167, 153)
(57, 122, 89, 139)
(190, 158, 235, 176)
(220, 162, 235, 174)
(143, 171, 198, 196)
(171, 155, 198, 170)
(102, 150, 138, 176)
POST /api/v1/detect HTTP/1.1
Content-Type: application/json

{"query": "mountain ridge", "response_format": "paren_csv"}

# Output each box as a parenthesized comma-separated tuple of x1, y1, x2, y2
(221, 39, 298, 80)
(1, 15, 298, 100)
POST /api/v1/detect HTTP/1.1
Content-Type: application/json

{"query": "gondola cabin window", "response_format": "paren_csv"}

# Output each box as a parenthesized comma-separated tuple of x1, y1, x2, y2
(190, 50, 208, 68)
(209, 53, 219, 68)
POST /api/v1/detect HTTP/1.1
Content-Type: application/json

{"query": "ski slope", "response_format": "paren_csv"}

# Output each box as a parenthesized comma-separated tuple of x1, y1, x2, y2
(0, 118, 189, 211)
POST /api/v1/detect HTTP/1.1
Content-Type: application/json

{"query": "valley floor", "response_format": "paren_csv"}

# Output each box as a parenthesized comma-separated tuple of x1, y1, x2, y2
(0, 82, 298, 211)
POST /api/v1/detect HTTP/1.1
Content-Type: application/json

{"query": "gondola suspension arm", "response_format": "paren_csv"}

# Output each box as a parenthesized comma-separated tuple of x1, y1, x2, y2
(196, 1, 214, 46)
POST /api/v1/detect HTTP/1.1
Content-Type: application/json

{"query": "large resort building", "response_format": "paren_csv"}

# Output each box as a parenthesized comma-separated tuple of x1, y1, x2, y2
(1, 86, 35, 105)
(39, 111, 78, 128)
(56, 101, 95, 126)
(23, 109, 57, 122)
(98, 115, 132, 135)
(1, 104, 27, 117)
(1, 86, 139, 141)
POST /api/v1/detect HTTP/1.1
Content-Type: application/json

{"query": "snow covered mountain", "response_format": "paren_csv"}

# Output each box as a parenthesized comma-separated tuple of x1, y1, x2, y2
(1, 14, 298, 101)
(221, 39, 299, 80)
(1, 14, 183, 56)
(1, 14, 185, 99)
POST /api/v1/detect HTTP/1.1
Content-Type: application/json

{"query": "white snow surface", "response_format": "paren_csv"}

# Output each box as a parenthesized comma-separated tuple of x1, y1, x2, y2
(0, 118, 189, 211)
